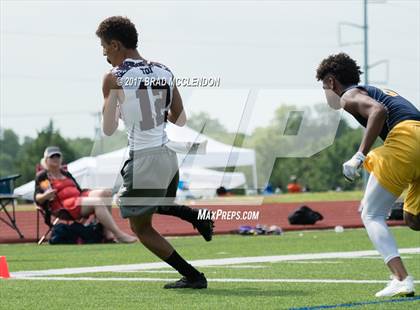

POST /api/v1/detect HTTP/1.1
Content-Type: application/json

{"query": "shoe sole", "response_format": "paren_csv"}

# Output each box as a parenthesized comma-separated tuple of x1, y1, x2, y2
(164, 284, 207, 289)
(377, 291, 415, 298)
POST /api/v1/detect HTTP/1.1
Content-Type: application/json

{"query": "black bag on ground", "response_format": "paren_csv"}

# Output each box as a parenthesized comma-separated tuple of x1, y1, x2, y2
(388, 202, 404, 221)
(49, 222, 104, 244)
(71, 222, 104, 244)
(288, 205, 324, 225)
(49, 223, 78, 244)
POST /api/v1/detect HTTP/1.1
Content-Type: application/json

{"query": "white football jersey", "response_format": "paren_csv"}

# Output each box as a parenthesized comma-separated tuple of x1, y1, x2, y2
(112, 58, 174, 151)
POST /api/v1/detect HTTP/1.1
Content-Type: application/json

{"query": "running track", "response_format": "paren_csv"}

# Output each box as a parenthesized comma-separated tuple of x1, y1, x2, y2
(0, 201, 405, 243)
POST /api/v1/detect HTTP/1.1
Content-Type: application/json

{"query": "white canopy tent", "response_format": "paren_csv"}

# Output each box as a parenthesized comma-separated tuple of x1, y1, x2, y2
(166, 123, 256, 171)
(177, 167, 246, 199)
(179, 167, 246, 189)
(15, 124, 256, 200)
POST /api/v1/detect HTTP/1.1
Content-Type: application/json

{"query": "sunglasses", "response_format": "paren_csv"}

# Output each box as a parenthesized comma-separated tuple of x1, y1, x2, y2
(49, 154, 62, 159)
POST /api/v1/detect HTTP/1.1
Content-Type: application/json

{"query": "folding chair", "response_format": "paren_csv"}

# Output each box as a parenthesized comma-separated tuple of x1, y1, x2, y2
(0, 174, 24, 239)
(35, 164, 94, 244)
(37, 206, 76, 245)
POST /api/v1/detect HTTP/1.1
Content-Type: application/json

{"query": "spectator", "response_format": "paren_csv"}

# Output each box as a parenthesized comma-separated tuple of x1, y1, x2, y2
(263, 183, 274, 195)
(35, 146, 137, 243)
(275, 186, 283, 194)
(216, 186, 231, 196)
(287, 175, 302, 193)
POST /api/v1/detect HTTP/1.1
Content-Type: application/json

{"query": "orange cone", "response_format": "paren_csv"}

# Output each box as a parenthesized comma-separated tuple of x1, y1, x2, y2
(0, 256, 11, 278)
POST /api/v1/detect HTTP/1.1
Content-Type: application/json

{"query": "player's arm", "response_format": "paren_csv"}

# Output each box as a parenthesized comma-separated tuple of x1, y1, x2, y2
(102, 72, 120, 136)
(340, 88, 387, 182)
(168, 85, 187, 126)
(342, 88, 387, 155)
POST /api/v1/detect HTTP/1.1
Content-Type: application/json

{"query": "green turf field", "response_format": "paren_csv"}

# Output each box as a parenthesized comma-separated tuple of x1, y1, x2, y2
(1, 227, 419, 309)
(262, 191, 364, 203)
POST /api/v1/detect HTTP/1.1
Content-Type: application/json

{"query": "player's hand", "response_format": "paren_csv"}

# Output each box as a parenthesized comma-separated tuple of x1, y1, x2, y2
(342, 152, 366, 182)
(43, 189, 57, 201)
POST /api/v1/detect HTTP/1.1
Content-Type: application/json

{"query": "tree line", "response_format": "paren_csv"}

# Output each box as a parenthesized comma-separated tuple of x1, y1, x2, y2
(1, 107, 378, 191)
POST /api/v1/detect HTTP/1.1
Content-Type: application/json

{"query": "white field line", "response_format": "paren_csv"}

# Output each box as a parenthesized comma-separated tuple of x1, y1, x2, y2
(223, 265, 267, 268)
(12, 277, 420, 284)
(11, 248, 420, 278)
(349, 256, 413, 260)
(114, 265, 268, 273)
(285, 261, 342, 264)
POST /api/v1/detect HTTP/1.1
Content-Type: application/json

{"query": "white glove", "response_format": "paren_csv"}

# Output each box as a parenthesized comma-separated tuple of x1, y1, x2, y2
(343, 152, 366, 182)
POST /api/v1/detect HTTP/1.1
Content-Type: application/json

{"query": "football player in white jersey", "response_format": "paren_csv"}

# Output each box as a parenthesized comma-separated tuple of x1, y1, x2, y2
(96, 16, 209, 289)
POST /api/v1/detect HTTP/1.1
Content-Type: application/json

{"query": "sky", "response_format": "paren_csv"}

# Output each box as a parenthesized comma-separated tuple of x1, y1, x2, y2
(1, 0, 419, 140)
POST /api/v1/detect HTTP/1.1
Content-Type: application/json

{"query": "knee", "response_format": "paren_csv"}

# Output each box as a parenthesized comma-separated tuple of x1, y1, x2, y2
(89, 189, 112, 198)
(405, 213, 420, 231)
(129, 221, 140, 235)
(130, 220, 151, 236)
(360, 201, 387, 225)
(99, 189, 112, 197)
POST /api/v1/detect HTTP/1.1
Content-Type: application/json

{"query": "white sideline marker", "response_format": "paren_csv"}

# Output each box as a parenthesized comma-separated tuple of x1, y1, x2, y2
(11, 248, 420, 278)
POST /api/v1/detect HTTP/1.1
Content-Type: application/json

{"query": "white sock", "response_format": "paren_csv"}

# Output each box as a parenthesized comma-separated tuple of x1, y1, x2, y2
(361, 174, 400, 263)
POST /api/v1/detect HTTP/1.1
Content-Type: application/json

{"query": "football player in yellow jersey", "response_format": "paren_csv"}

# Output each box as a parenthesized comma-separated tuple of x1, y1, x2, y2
(317, 53, 420, 297)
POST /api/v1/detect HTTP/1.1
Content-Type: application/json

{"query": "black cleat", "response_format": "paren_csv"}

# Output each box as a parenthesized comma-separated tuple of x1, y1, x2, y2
(163, 273, 207, 289)
(192, 211, 214, 242)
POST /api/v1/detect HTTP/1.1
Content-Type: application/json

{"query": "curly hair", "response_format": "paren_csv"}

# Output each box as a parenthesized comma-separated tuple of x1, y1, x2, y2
(316, 53, 362, 86)
(96, 16, 138, 49)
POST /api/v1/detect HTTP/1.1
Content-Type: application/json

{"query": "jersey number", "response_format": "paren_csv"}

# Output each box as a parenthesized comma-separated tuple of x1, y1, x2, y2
(136, 82, 171, 130)
(382, 88, 399, 97)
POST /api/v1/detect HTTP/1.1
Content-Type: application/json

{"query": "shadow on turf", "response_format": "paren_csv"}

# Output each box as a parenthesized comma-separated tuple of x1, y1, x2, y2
(173, 287, 309, 297)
